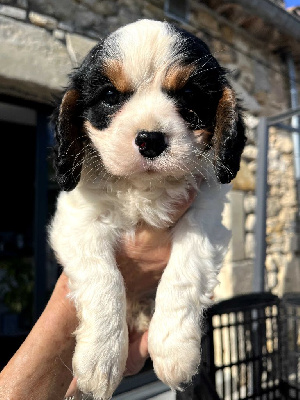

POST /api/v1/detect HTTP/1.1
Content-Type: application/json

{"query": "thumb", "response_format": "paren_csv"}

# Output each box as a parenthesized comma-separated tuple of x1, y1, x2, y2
(125, 331, 149, 376)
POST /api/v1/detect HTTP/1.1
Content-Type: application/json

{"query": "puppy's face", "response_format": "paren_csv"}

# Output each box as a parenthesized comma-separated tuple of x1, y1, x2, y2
(54, 20, 246, 190)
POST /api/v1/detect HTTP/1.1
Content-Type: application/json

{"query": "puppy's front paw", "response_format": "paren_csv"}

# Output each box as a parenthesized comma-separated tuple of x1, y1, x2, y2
(148, 315, 201, 390)
(73, 338, 128, 400)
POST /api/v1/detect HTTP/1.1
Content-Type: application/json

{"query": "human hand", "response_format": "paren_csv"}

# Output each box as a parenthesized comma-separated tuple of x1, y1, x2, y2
(117, 187, 197, 296)
(0, 188, 196, 400)
(0, 273, 76, 400)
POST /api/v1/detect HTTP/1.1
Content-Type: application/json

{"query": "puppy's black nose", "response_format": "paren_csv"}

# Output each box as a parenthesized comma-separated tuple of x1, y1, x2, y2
(135, 131, 168, 159)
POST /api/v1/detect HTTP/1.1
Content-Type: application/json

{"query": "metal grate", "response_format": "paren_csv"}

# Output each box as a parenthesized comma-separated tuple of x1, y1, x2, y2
(204, 293, 282, 400)
(280, 293, 300, 399)
(177, 292, 300, 399)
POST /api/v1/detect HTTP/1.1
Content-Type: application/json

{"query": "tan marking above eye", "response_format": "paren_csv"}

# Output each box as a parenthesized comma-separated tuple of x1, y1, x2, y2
(193, 129, 213, 145)
(163, 64, 195, 92)
(102, 60, 132, 93)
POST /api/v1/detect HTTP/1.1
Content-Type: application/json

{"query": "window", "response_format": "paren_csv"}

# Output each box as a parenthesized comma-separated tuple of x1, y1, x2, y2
(0, 99, 57, 369)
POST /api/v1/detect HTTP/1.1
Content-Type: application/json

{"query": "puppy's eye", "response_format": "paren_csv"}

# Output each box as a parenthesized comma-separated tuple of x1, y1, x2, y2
(101, 87, 121, 106)
(182, 87, 194, 96)
(181, 85, 198, 100)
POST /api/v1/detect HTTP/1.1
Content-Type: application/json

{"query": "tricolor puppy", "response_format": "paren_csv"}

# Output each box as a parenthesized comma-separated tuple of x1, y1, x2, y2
(50, 19, 246, 399)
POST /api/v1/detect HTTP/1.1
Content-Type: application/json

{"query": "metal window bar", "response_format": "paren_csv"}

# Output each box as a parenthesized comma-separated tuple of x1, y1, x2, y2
(254, 107, 300, 293)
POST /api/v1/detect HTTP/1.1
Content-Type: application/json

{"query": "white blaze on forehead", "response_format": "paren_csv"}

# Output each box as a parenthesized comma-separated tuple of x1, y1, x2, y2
(104, 20, 182, 89)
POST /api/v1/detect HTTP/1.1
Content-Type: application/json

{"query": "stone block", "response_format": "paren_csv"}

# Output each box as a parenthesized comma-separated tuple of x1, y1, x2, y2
(255, 91, 269, 106)
(267, 271, 278, 290)
(29, 11, 58, 30)
(290, 234, 300, 252)
(229, 191, 245, 262)
(275, 134, 293, 154)
(57, 21, 74, 33)
(242, 145, 257, 160)
(0, 5, 26, 20)
(283, 234, 297, 253)
(232, 160, 255, 192)
(245, 233, 254, 259)
(142, 2, 165, 20)
(211, 39, 231, 64)
(53, 29, 65, 41)
(281, 258, 300, 295)
(268, 174, 282, 187)
(226, 63, 240, 80)
(266, 254, 278, 272)
(280, 192, 297, 208)
(229, 79, 261, 114)
(30, 0, 77, 21)
(235, 38, 251, 55)
(267, 198, 281, 218)
(266, 217, 284, 235)
(190, 6, 220, 35)
(244, 113, 259, 134)
(66, 32, 97, 66)
(73, 9, 101, 31)
(247, 160, 256, 173)
(238, 70, 255, 94)
(214, 261, 233, 299)
(254, 61, 270, 94)
(219, 23, 234, 44)
(0, 15, 72, 103)
(244, 128, 256, 146)
(17, 0, 28, 9)
(215, 260, 254, 300)
(245, 213, 255, 232)
(81, 0, 118, 16)
(269, 71, 287, 108)
(231, 260, 254, 296)
(244, 195, 256, 214)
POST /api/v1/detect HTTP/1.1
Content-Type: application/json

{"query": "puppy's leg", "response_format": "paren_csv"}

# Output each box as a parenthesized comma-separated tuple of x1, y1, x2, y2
(72, 248, 128, 399)
(51, 217, 127, 400)
(148, 184, 230, 389)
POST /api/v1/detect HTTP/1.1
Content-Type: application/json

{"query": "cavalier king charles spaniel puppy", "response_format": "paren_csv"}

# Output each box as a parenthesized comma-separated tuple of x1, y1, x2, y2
(50, 19, 246, 399)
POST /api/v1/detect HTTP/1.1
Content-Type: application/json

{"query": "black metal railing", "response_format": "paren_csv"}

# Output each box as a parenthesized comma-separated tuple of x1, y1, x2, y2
(280, 293, 300, 400)
(177, 292, 300, 400)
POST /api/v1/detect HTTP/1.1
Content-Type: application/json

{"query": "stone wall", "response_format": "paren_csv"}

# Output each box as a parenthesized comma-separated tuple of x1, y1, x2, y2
(0, 0, 151, 39)
(217, 117, 299, 298)
(266, 127, 299, 294)
(0, 0, 299, 298)
(0, 0, 290, 110)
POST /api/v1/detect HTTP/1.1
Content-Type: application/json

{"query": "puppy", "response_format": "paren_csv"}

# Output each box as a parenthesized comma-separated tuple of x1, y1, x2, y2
(50, 19, 246, 399)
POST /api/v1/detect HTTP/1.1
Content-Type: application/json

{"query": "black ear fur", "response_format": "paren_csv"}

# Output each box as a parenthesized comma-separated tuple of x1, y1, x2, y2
(52, 40, 107, 191)
(213, 86, 246, 184)
(52, 89, 85, 191)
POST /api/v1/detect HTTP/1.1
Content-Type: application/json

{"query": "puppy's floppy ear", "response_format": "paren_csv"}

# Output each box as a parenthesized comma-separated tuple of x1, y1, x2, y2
(53, 89, 85, 191)
(213, 86, 246, 184)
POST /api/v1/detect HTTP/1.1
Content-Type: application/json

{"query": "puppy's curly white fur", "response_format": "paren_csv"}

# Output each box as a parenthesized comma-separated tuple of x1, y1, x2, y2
(50, 19, 246, 399)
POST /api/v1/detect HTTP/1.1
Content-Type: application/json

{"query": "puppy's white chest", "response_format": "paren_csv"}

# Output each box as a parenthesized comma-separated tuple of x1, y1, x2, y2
(81, 178, 191, 229)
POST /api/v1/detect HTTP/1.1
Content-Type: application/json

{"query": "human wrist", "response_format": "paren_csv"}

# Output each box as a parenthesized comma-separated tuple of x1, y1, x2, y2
(42, 273, 77, 342)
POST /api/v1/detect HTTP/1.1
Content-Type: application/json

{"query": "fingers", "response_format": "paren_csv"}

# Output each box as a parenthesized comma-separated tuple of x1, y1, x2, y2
(124, 331, 149, 376)
(138, 331, 149, 359)
(65, 377, 78, 398)
(171, 186, 197, 222)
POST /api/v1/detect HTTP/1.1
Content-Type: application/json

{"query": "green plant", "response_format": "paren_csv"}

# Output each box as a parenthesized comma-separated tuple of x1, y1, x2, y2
(0, 257, 34, 315)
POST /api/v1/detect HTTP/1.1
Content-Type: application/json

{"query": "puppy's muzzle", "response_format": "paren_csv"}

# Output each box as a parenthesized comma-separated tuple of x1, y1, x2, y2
(135, 131, 168, 159)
